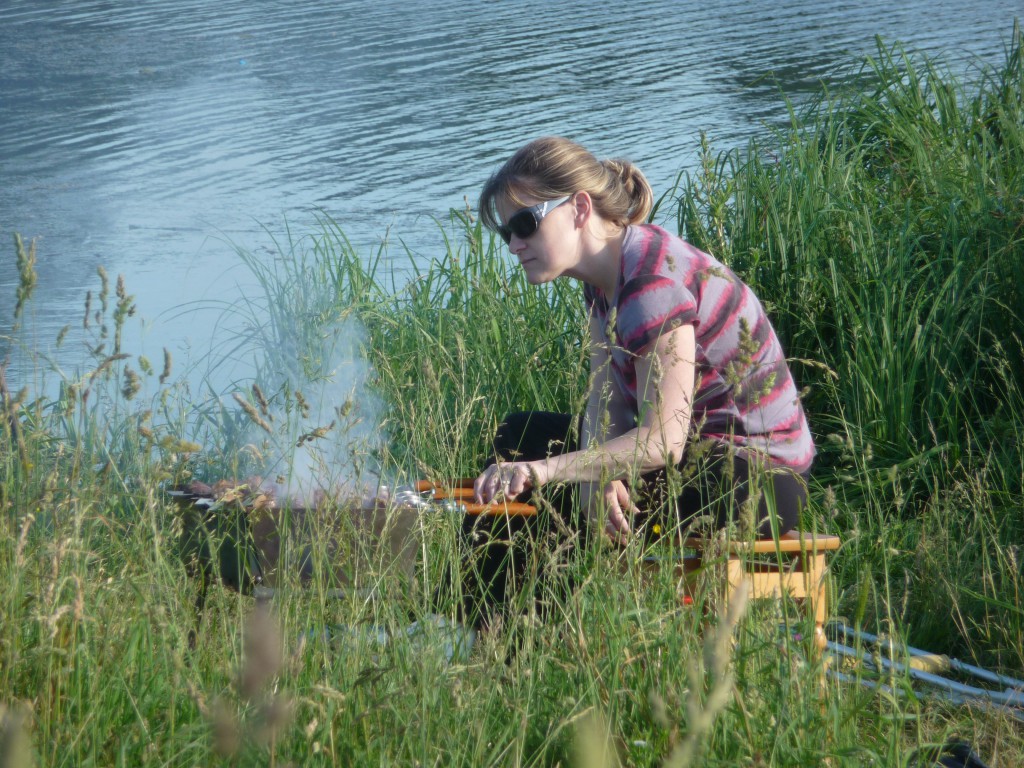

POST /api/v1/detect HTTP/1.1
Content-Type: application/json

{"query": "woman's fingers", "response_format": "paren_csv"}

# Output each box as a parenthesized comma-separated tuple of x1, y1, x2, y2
(473, 462, 534, 504)
(603, 480, 634, 545)
(616, 481, 639, 518)
(473, 465, 501, 503)
(472, 468, 490, 504)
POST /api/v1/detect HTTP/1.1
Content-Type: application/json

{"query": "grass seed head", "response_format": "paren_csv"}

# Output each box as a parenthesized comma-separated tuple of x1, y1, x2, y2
(252, 383, 270, 416)
(122, 366, 142, 400)
(233, 392, 273, 435)
(159, 348, 172, 384)
(13, 233, 38, 324)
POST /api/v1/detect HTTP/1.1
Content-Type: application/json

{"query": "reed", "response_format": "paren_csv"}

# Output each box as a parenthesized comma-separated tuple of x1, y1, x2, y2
(1, 27, 1023, 766)
(225, 205, 590, 481)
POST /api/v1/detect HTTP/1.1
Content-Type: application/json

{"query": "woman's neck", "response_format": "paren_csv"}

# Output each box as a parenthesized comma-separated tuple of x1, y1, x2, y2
(575, 222, 627, 296)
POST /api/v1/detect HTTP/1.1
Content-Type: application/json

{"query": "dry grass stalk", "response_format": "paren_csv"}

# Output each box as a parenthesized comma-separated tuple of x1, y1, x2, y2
(252, 384, 271, 416)
(0, 701, 33, 768)
(574, 709, 623, 768)
(121, 366, 142, 400)
(662, 580, 750, 768)
(183, 599, 302, 762)
(87, 353, 131, 380)
(239, 600, 283, 699)
(0, 365, 30, 472)
(294, 390, 310, 419)
(112, 274, 135, 354)
(13, 233, 37, 326)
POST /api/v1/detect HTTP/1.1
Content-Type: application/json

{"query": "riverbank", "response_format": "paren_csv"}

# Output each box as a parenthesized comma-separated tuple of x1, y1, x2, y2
(2, 31, 1023, 766)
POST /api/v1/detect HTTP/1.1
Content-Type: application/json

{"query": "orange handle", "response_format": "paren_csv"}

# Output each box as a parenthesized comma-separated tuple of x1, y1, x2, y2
(415, 479, 537, 517)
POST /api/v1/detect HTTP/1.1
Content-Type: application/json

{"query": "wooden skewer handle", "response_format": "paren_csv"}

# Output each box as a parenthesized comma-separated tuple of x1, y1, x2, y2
(415, 479, 537, 516)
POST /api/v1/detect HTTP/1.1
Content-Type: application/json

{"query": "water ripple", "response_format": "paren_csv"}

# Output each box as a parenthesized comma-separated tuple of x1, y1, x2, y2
(1, 0, 1020, 380)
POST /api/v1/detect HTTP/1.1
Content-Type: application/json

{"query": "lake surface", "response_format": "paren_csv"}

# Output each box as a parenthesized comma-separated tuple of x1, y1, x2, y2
(1, 0, 1020, 392)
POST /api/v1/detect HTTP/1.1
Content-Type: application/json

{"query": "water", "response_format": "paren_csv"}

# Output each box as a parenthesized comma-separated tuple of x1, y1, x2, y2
(1, 0, 1020, 392)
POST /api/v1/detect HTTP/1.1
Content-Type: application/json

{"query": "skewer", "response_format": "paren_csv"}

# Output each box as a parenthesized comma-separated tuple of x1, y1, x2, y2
(413, 479, 537, 516)
(167, 480, 539, 517)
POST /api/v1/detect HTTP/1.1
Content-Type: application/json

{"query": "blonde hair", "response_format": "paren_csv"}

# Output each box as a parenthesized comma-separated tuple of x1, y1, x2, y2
(478, 136, 654, 232)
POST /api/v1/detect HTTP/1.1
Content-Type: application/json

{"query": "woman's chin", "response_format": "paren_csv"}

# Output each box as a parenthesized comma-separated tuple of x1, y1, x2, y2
(520, 264, 552, 285)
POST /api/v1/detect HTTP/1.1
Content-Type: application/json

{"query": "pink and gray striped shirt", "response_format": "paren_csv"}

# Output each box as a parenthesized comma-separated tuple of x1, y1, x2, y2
(583, 224, 815, 473)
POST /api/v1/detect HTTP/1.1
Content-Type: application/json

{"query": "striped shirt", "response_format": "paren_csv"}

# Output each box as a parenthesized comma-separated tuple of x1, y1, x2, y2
(583, 224, 815, 472)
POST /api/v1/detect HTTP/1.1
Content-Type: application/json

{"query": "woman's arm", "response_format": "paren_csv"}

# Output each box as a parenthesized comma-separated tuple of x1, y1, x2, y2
(545, 322, 696, 482)
(476, 323, 696, 501)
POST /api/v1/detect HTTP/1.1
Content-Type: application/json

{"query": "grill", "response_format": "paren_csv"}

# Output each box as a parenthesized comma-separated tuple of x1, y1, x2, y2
(167, 477, 536, 595)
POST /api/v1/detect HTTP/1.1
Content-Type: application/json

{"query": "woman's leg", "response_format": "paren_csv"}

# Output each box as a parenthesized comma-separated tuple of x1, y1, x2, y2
(662, 451, 809, 538)
(491, 411, 578, 466)
(460, 411, 579, 629)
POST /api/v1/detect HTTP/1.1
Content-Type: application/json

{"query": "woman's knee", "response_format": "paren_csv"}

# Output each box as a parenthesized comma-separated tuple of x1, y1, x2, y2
(492, 412, 536, 460)
(491, 411, 576, 463)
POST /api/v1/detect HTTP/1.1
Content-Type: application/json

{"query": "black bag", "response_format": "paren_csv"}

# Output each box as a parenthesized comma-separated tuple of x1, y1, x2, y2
(909, 740, 991, 768)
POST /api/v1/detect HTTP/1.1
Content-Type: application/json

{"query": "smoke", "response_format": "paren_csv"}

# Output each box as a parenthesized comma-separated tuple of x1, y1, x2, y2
(243, 313, 385, 507)
(289, 316, 383, 497)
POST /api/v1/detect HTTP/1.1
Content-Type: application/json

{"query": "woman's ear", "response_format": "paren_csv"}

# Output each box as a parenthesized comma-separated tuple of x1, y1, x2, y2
(572, 191, 593, 229)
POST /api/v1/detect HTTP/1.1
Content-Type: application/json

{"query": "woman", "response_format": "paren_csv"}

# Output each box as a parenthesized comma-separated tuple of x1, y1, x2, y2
(471, 138, 815, 544)
(463, 136, 814, 622)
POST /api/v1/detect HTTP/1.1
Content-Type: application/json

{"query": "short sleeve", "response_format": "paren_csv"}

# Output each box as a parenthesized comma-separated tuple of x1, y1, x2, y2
(616, 274, 697, 355)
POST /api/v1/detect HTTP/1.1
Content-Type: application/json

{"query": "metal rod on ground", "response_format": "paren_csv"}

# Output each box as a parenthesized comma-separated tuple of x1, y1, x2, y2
(829, 622, 1024, 692)
(825, 639, 1024, 708)
(828, 668, 915, 702)
(826, 669, 1024, 723)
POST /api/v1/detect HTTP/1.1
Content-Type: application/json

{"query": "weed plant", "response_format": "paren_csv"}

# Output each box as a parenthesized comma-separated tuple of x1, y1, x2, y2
(2, 29, 1024, 767)
(667, 28, 1024, 669)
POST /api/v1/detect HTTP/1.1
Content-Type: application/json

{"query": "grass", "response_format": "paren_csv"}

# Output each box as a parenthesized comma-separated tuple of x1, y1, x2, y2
(2, 27, 1024, 766)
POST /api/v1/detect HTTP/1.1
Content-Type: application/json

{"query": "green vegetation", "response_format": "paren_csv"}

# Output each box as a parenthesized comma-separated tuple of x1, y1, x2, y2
(2, 28, 1023, 766)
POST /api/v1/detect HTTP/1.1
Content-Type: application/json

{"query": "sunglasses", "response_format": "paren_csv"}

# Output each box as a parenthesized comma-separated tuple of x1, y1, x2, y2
(496, 195, 571, 245)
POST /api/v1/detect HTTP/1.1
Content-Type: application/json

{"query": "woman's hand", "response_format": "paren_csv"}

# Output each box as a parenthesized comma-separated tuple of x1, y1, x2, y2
(474, 461, 545, 504)
(584, 479, 637, 545)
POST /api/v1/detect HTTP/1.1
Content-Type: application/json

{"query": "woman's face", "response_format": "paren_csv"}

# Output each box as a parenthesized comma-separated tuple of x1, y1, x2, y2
(498, 194, 581, 285)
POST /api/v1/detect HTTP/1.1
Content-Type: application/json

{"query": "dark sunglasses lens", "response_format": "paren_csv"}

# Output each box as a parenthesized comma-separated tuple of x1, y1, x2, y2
(508, 210, 538, 240)
(497, 226, 512, 245)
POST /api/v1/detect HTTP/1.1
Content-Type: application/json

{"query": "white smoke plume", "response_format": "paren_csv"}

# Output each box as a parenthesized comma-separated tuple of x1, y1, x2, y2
(240, 313, 386, 508)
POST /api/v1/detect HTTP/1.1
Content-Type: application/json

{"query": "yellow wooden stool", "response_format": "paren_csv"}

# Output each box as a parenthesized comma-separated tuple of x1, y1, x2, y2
(676, 531, 842, 646)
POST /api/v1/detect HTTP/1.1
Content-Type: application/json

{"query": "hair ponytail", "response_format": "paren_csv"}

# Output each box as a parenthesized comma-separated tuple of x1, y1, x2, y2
(600, 159, 654, 225)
